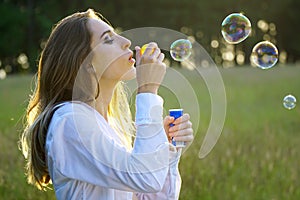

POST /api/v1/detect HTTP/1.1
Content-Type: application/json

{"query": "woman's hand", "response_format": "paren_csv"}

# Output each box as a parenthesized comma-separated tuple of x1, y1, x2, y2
(135, 42, 166, 94)
(163, 113, 194, 148)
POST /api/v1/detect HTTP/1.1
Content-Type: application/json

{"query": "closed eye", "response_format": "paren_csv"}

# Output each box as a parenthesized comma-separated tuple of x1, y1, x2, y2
(103, 34, 114, 44)
(104, 38, 114, 44)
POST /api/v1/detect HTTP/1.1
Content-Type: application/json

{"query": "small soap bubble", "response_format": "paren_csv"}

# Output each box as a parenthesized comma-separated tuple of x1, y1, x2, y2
(221, 13, 252, 44)
(283, 94, 296, 110)
(170, 39, 192, 61)
(251, 41, 278, 69)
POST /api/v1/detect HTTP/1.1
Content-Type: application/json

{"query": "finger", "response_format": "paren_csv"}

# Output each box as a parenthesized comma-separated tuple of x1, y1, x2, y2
(164, 116, 175, 140)
(142, 42, 158, 56)
(135, 46, 141, 54)
(164, 116, 174, 130)
(157, 52, 165, 62)
(173, 113, 190, 125)
(149, 47, 161, 58)
(169, 128, 193, 138)
(143, 45, 154, 55)
(169, 121, 192, 132)
(164, 116, 175, 124)
(147, 42, 158, 49)
(172, 131, 194, 142)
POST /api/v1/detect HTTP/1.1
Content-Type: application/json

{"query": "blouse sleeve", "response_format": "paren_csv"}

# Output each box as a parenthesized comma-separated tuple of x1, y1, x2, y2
(46, 93, 181, 194)
(135, 148, 182, 200)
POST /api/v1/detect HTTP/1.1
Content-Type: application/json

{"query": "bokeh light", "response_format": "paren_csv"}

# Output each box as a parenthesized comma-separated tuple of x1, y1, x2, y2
(211, 40, 219, 48)
(17, 53, 29, 69)
(0, 69, 7, 80)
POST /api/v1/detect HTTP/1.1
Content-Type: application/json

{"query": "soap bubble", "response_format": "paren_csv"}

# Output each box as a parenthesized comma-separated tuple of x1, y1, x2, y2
(170, 39, 192, 61)
(251, 41, 278, 69)
(283, 94, 297, 110)
(221, 13, 252, 44)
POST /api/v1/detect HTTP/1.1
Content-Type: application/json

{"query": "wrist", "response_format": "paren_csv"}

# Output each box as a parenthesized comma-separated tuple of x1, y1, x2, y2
(137, 84, 158, 94)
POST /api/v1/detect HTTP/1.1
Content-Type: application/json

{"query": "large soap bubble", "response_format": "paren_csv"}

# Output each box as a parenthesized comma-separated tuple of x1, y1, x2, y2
(221, 13, 251, 44)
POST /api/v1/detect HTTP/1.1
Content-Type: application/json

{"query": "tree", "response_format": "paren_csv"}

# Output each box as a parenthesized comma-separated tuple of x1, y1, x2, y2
(0, 0, 300, 73)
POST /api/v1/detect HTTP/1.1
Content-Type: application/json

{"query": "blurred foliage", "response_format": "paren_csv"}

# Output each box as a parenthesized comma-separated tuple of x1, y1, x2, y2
(0, 0, 300, 73)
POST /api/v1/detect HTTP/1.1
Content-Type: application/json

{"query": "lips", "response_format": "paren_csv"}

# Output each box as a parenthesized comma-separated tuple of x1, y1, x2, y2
(128, 52, 135, 64)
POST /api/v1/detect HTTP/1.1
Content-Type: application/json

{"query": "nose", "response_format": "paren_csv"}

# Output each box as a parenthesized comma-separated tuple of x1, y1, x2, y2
(120, 36, 131, 50)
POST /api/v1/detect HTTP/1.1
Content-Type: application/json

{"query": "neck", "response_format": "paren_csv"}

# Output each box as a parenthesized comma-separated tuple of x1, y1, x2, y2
(94, 79, 117, 121)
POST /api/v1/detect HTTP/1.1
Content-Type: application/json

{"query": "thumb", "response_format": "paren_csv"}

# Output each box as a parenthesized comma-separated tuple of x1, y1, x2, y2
(164, 116, 175, 129)
(166, 116, 175, 124)
(164, 116, 175, 141)
(135, 46, 141, 65)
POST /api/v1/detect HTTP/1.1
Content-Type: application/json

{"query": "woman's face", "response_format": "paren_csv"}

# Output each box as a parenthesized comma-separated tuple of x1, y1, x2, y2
(88, 18, 136, 81)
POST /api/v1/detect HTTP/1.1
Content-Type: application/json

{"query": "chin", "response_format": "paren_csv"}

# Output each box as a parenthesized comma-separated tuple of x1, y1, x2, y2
(121, 67, 136, 81)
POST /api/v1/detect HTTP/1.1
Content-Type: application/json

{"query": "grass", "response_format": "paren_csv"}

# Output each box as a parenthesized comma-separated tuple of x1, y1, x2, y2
(0, 65, 299, 199)
(178, 65, 300, 200)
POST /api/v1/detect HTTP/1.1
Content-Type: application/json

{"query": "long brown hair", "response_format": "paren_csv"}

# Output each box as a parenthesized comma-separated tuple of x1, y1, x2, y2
(20, 9, 103, 190)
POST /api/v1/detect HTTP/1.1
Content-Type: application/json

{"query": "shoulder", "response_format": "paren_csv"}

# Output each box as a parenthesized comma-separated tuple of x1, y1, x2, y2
(53, 101, 95, 118)
(50, 101, 104, 133)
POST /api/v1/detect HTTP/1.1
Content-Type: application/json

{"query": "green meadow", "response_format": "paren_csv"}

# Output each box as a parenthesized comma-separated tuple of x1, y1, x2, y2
(0, 66, 299, 199)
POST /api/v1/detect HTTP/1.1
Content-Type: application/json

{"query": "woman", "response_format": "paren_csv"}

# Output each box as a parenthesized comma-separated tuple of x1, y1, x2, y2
(20, 9, 194, 199)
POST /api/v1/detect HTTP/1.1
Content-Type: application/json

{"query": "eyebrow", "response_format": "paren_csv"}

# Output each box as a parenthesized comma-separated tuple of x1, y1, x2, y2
(100, 30, 112, 39)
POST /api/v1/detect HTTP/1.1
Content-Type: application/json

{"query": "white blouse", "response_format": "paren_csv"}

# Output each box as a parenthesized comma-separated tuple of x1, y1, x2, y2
(46, 93, 182, 200)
